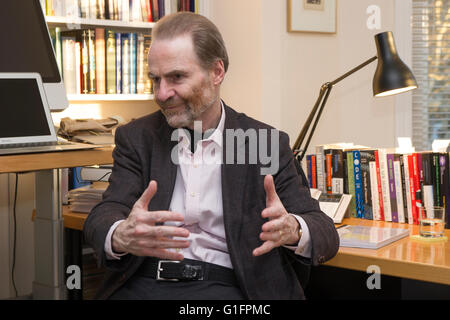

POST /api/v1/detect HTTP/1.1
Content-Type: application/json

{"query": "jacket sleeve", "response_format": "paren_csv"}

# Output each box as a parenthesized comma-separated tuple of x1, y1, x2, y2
(274, 131, 340, 267)
(83, 125, 146, 271)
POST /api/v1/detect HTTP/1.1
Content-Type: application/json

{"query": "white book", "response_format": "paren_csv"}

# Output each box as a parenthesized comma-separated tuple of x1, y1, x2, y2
(393, 160, 406, 223)
(378, 149, 392, 221)
(403, 154, 413, 224)
(370, 161, 380, 220)
(75, 42, 82, 94)
(61, 37, 77, 94)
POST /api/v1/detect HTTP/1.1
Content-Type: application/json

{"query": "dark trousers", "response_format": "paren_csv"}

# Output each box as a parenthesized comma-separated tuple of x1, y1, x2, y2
(109, 260, 245, 300)
(109, 276, 245, 300)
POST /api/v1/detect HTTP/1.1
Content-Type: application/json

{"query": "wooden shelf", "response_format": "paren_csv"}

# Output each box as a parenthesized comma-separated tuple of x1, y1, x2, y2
(46, 15, 155, 31)
(68, 94, 154, 101)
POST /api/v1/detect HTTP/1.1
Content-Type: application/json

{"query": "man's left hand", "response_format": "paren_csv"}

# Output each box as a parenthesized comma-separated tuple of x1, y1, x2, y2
(253, 175, 301, 257)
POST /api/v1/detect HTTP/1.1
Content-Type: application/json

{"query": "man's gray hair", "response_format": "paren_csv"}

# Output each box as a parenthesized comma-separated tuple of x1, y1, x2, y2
(152, 12, 229, 72)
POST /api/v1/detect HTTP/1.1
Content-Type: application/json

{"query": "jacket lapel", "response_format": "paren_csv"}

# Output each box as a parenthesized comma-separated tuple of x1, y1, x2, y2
(221, 104, 249, 292)
(148, 121, 178, 211)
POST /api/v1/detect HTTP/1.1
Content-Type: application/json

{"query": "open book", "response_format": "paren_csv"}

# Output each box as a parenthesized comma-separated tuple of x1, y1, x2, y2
(310, 189, 352, 223)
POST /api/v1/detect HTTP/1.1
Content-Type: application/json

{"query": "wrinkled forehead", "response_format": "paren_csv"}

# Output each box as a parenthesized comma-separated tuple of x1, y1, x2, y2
(147, 35, 202, 74)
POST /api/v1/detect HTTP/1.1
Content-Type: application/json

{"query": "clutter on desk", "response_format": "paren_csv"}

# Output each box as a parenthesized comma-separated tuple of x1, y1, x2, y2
(57, 115, 125, 145)
(68, 181, 109, 213)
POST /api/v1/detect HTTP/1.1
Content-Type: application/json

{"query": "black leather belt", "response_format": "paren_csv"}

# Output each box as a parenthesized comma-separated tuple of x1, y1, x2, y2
(137, 257, 238, 286)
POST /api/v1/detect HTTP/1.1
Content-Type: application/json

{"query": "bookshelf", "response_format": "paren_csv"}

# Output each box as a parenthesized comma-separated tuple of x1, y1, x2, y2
(45, 11, 154, 101)
(67, 93, 153, 101)
(46, 15, 155, 30)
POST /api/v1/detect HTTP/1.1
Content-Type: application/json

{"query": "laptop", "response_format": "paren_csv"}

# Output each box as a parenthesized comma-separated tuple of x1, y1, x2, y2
(0, 73, 99, 155)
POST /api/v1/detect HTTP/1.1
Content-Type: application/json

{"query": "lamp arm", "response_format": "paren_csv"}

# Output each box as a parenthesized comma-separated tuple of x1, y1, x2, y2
(292, 55, 378, 162)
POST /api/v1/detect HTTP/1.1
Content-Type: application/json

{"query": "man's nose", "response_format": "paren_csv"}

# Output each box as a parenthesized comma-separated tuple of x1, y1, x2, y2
(156, 79, 175, 102)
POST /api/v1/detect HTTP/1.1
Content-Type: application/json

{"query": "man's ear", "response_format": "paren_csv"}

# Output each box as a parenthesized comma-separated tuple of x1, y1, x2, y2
(211, 60, 225, 85)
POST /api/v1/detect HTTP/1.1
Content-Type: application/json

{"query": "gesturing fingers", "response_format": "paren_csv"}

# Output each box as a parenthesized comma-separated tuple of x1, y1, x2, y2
(134, 180, 158, 209)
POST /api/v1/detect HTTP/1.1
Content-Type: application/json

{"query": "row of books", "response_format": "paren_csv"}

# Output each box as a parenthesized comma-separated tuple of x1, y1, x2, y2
(305, 143, 450, 228)
(50, 27, 152, 95)
(43, 0, 198, 22)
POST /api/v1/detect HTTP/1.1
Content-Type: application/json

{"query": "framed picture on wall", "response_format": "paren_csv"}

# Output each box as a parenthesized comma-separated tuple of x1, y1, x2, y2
(287, 0, 337, 33)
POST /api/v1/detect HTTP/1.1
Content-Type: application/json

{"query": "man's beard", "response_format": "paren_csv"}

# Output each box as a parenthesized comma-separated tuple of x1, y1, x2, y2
(159, 92, 216, 128)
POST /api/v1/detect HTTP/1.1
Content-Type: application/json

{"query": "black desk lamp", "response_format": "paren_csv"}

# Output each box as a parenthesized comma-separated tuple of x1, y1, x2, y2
(292, 31, 418, 162)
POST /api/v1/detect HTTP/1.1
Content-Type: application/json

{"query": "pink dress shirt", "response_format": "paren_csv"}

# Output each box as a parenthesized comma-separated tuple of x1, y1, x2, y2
(105, 103, 311, 267)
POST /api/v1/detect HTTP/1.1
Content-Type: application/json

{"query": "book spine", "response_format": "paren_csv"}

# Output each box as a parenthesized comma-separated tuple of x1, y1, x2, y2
(331, 149, 344, 194)
(438, 153, 447, 210)
(403, 154, 413, 224)
(136, 33, 145, 94)
(379, 149, 392, 221)
(121, 33, 130, 94)
(353, 150, 364, 219)
(88, 29, 96, 93)
(346, 151, 357, 218)
(106, 30, 117, 94)
(393, 157, 405, 223)
(115, 32, 122, 94)
(61, 37, 77, 94)
(443, 153, 450, 229)
(75, 41, 82, 94)
(412, 153, 423, 220)
(370, 161, 380, 221)
(325, 152, 332, 194)
(422, 153, 434, 210)
(306, 155, 313, 188)
(129, 32, 137, 94)
(311, 155, 317, 189)
(408, 155, 419, 224)
(387, 154, 399, 222)
(81, 30, 90, 94)
(315, 146, 326, 192)
(95, 28, 106, 94)
(360, 150, 375, 220)
(374, 150, 384, 220)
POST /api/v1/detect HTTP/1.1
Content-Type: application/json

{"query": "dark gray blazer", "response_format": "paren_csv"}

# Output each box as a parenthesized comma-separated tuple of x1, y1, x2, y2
(83, 102, 339, 299)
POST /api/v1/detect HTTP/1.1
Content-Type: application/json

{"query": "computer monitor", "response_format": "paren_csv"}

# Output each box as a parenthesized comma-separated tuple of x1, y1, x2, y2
(0, 0, 69, 111)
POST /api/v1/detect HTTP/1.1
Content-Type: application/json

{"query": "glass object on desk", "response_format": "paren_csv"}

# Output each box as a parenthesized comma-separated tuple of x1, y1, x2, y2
(419, 206, 446, 238)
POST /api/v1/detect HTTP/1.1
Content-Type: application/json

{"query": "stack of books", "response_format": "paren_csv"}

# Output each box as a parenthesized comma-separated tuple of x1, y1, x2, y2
(68, 181, 108, 213)
(305, 143, 450, 228)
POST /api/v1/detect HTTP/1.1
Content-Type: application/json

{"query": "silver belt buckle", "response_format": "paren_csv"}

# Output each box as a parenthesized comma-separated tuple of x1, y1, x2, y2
(156, 260, 180, 281)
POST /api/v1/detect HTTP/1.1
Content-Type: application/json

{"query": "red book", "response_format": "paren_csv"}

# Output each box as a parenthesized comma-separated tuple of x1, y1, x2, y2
(326, 153, 332, 194)
(374, 150, 385, 221)
(147, 0, 153, 22)
(412, 153, 424, 220)
(408, 155, 419, 224)
(311, 155, 317, 189)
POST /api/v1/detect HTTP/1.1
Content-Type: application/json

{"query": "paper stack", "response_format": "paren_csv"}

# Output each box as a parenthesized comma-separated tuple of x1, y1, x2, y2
(68, 181, 108, 213)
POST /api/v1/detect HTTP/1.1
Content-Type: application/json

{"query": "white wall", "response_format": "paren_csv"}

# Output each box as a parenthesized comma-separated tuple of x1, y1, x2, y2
(212, 0, 404, 155)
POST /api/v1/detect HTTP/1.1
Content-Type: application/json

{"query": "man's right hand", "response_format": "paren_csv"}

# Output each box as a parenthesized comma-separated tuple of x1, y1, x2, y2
(111, 180, 190, 261)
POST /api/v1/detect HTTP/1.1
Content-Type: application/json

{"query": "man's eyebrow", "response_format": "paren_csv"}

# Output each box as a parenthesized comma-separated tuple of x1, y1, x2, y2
(148, 70, 189, 78)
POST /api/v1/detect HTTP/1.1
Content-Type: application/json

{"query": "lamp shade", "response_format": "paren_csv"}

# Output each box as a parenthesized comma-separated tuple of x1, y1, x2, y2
(373, 31, 418, 97)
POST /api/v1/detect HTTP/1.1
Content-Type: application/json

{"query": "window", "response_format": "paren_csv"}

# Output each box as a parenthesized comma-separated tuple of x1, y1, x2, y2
(411, 0, 449, 151)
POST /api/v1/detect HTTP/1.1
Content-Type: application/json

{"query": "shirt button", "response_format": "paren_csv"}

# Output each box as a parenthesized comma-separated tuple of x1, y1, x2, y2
(193, 164, 198, 168)
(190, 192, 196, 197)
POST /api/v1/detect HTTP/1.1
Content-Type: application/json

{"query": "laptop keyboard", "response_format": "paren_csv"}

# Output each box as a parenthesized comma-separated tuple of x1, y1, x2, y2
(0, 140, 72, 149)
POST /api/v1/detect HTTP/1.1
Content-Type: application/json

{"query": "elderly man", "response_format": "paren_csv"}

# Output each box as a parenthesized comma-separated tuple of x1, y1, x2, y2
(83, 12, 339, 300)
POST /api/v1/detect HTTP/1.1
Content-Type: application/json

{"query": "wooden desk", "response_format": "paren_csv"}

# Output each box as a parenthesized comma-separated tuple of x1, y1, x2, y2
(61, 209, 450, 287)
(326, 218, 450, 286)
(0, 147, 113, 299)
